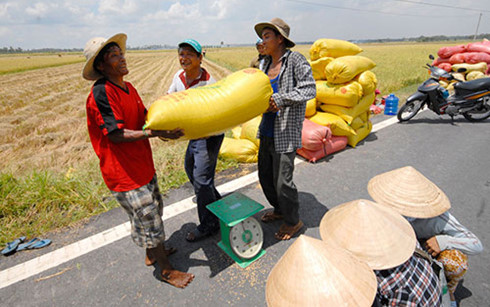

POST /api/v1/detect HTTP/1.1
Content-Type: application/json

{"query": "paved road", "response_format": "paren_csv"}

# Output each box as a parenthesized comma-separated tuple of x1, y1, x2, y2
(1, 111, 489, 306)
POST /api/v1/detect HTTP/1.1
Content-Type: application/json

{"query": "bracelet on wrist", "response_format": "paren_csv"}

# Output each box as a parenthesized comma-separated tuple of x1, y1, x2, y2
(143, 129, 150, 138)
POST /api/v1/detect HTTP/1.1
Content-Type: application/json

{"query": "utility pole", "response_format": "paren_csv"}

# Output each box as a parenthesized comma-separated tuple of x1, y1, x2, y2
(474, 12, 482, 41)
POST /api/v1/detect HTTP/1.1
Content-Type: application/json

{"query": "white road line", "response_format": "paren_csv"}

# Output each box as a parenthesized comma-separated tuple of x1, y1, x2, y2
(0, 116, 400, 290)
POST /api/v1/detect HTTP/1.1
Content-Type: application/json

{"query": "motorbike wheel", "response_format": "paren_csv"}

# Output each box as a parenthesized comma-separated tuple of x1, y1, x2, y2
(397, 99, 423, 122)
(462, 103, 490, 122)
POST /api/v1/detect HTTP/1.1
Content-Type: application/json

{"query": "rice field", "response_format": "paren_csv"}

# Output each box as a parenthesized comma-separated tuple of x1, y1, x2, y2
(0, 41, 474, 243)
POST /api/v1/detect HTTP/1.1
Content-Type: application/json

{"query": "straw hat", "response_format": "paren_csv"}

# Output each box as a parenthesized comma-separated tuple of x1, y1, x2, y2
(319, 199, 416, 270)
(266, 235, 376, 307)
(367, 166, 451, 218)
(82, 33, 127, 81)
(254, 17, 295, 48)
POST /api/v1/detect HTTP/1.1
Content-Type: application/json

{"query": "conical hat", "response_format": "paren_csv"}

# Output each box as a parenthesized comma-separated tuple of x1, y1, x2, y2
(266, 235, 377, 307)
(319, 199, 416, 270)
(367, 166, 451, 218)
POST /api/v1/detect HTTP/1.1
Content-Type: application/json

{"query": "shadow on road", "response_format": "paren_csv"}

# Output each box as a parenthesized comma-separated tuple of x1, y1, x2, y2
(152, 223, 234, 279)
(455, 279, 473, 305)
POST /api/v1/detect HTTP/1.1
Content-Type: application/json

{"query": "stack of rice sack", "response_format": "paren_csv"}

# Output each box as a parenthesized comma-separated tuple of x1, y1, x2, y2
(297, 119, 348, 163)
(439, 62, 489, 90)
(306, 39, 377, 149)
(219, 116, 261, 163)
(433, 39, 490, 87)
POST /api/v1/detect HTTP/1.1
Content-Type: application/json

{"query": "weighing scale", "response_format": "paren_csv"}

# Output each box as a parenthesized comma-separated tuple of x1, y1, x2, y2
(207, 192, 266, 268)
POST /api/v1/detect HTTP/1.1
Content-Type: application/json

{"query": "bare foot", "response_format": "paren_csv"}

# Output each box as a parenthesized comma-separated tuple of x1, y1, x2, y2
(161, 269, 195, 288)
(274, 221, 304, 240)
(146, 247, 177, 266)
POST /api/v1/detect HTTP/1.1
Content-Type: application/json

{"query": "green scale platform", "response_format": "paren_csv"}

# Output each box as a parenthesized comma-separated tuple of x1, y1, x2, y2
(207, 192, 266, 268)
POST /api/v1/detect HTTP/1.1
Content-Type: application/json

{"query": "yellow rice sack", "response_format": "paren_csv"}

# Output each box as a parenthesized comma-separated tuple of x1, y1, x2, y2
(350, 116, 365, 130)
(326, 56, 376, 84)
(310, 39, 363, 61)
(219, 137, 258, 163)
(309, 111, 356, 136)
(231, 126, 242, 139)
(145, 68, 272, 140)
(308, 57, 334, 80)
(355, 71, 378, 95)
(321, 92, 376, 124)
(347, 121, 372, 148)
(306, 98, 317, 118)
(452, 62, 487, 74)
(466, 71, 486, 81)
(316, 80, 363, 108)
(240, 116, 261, 147)
(451, 72, 466, 82)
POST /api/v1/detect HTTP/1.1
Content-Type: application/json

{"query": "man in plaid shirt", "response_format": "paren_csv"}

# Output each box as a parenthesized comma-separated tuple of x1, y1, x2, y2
(253, 18, 316, 240)
(374, 249, 442, 306)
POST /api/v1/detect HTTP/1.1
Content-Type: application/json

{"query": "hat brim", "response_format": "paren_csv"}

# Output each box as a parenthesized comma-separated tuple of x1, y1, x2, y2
(319, 199, 416, 270)
(83, 33, 127, 81)
(254, 22, 295, 48)
(368, 166, 451, 218)
(266, 235, 377, 306)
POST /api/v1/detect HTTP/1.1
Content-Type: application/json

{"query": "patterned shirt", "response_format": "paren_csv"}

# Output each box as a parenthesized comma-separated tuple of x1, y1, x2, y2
(410, 212, 483, 255)
(258, 50, 316, 153)
(375, 253, 442, 307)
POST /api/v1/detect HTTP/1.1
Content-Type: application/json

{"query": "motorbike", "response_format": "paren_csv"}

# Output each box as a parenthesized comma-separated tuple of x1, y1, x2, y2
(397, 55, 490, 122)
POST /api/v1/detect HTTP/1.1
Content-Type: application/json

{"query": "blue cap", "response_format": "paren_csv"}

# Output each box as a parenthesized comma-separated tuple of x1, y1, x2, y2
(256, 38, 263, 45)
(178, 39, 202, 54)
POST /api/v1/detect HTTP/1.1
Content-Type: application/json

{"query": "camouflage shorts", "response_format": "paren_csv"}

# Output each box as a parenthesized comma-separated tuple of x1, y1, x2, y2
(111, 175, 165, 249)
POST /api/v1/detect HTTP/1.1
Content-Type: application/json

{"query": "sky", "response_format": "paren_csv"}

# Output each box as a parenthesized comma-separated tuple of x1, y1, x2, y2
(1, 0, 489, 49)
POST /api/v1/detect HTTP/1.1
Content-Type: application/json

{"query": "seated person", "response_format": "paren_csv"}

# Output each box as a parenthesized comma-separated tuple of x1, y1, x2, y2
(368, 166, 483, 307)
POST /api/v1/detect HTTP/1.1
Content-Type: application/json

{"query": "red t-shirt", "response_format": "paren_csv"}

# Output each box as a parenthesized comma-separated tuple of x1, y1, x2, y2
(86, 79, 155, 192)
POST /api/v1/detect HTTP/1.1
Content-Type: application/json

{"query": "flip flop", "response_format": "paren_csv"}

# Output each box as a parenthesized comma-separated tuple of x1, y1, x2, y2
(261, 211, 284, 223)
(29, 239, 51, 249)
(16, 238, 40, 251)
(274, 221, 304, 241)
(1, 236, 26, 255)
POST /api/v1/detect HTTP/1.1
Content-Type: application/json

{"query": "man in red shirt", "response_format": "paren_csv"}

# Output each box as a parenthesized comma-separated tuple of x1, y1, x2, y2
(83, 33, 193, 288)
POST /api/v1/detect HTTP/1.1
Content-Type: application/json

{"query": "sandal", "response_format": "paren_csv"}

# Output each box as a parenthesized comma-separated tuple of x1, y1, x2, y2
(261, 211, 284, 223)
(186, 228, 212, 242)
(274, 221, 304, 240)
(1, 236, 26, 255)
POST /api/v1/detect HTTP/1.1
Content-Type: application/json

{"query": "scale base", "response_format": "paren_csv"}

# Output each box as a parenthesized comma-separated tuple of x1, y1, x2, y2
(217, 241, 266, 268)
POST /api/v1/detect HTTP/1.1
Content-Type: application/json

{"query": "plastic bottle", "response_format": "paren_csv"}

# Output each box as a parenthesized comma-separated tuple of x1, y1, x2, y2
(384, 94, 399, 115)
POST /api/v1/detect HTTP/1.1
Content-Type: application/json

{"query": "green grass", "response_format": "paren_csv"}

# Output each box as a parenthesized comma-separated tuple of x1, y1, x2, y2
(0, 160, 114, 244)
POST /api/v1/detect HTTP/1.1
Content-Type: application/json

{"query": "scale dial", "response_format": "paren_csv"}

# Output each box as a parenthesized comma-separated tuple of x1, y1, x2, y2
(229, 216, 264, 259)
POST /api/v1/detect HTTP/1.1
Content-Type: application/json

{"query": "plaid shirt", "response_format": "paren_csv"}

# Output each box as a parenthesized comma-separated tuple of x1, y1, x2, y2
(258, 50, 316, 153)
(375, 254, 442, 307)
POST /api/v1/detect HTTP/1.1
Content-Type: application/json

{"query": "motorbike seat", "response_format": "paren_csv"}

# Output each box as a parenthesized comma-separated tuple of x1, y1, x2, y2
(454, 77, 490, 92)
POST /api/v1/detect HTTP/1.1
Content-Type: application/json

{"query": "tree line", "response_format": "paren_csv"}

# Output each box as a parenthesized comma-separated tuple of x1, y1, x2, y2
(2, 33, 489, 54)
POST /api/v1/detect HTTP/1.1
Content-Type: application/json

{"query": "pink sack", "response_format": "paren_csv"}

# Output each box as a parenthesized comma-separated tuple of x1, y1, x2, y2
(438, 45, 466, 59)
(449, 53, 466, 64)
(437, 63, 452, 72)
(297, 136, 348, 163)
(464, 52, 490, 64)
(432, 57, 451, 66)
(301, 118, 332, 152)
(466, 42, 490, 54)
